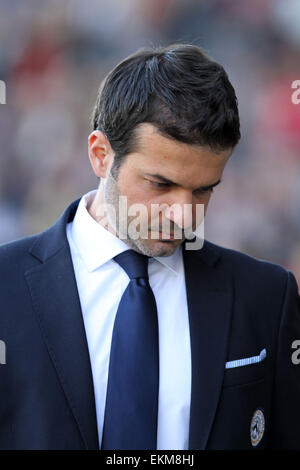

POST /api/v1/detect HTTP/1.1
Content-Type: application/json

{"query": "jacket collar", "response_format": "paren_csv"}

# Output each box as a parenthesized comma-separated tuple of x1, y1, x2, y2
(29, 198, 81, 263)
(25, 198, 99, 449)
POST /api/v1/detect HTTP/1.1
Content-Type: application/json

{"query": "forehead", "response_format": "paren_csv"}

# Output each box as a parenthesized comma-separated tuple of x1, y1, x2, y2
(125, 124, 232, 185)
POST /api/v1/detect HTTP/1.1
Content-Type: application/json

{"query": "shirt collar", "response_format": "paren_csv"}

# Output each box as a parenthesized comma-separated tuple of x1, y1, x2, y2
(69, 190, 182, 275)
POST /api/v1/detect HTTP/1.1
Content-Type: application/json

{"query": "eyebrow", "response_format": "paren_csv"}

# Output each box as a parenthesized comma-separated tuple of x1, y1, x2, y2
(144, 173, 222, 191)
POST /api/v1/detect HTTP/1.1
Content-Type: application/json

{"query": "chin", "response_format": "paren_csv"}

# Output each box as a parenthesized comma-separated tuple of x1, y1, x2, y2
(133, 238, 182, 257)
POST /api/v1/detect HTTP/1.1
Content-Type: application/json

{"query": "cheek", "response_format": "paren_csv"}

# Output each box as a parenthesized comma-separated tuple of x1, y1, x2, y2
(118, 172, 148, 201)
(118, 181, 154, 221)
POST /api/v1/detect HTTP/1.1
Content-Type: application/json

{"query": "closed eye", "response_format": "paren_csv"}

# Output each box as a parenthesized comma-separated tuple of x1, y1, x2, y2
(147, 177, 221, 192)
(194, 186, 214, 195)
(149, 181, 171, 188)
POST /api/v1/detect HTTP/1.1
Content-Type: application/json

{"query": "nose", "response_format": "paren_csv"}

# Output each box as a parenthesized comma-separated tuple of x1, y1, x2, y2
(163, 192, 194, 229)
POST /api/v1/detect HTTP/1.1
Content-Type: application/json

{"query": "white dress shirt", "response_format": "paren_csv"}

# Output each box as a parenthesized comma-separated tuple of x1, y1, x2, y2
(66, 190, 191, 450)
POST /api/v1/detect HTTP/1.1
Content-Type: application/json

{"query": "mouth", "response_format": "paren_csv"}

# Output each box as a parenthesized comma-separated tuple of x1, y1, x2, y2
(157, 231, 182, 241)
(148, 227, 184, 241)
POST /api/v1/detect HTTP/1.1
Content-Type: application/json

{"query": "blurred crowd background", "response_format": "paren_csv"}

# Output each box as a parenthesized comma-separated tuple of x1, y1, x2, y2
(0, 0, 299, 283)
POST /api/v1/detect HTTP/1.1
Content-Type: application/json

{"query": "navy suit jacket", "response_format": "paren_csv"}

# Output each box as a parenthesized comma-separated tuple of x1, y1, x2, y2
(0, 198, 299, 450)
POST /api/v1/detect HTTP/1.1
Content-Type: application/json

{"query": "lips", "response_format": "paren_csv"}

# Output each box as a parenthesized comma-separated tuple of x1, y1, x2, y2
(149, 227, 183, 240)
(158, 231, 181, 240)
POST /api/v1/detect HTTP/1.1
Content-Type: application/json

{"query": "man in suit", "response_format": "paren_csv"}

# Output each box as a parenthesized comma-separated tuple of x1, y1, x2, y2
(0, 44, 299, 450)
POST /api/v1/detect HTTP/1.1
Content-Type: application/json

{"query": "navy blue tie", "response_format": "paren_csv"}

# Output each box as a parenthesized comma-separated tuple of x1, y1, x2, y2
(101, 249, 159, 450)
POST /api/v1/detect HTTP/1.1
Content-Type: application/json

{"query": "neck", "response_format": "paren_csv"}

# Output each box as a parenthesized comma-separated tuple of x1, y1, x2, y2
(88, 187, 119, 238)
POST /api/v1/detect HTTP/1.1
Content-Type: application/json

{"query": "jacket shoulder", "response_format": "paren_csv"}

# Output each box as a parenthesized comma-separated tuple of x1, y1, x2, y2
(0, 198, 80, 266)
(0, 235, 38, 261)
(205, 240, 291, 285)
(0, 235, 43, 279)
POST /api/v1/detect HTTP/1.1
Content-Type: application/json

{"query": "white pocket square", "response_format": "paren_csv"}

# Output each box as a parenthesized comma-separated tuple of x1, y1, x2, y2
(225, 348, 267, 369)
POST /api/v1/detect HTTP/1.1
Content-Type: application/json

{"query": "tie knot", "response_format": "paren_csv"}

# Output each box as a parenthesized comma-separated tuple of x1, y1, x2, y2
(114, 249, 149, 280)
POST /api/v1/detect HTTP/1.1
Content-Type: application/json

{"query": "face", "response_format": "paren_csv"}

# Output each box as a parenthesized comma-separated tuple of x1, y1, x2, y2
(88, 124, 232, 257)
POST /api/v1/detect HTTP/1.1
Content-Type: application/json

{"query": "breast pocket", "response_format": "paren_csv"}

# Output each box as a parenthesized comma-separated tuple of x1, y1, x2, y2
(222, 355, 270, 388)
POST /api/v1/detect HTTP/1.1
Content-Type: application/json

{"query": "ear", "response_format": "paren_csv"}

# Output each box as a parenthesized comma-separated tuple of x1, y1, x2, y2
(88, 130, 115, 178)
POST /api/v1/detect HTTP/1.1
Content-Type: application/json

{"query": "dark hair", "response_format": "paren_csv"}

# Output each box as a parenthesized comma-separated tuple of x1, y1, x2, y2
(92, 44, 240, 174)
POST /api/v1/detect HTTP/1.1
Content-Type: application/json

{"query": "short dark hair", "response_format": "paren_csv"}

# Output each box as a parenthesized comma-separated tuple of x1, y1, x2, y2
(92, 44, 240, 174)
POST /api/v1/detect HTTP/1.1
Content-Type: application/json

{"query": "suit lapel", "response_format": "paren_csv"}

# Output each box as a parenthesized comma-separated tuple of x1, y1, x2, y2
(25, 199, 99, 450)
(183, 241, 233, 450)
